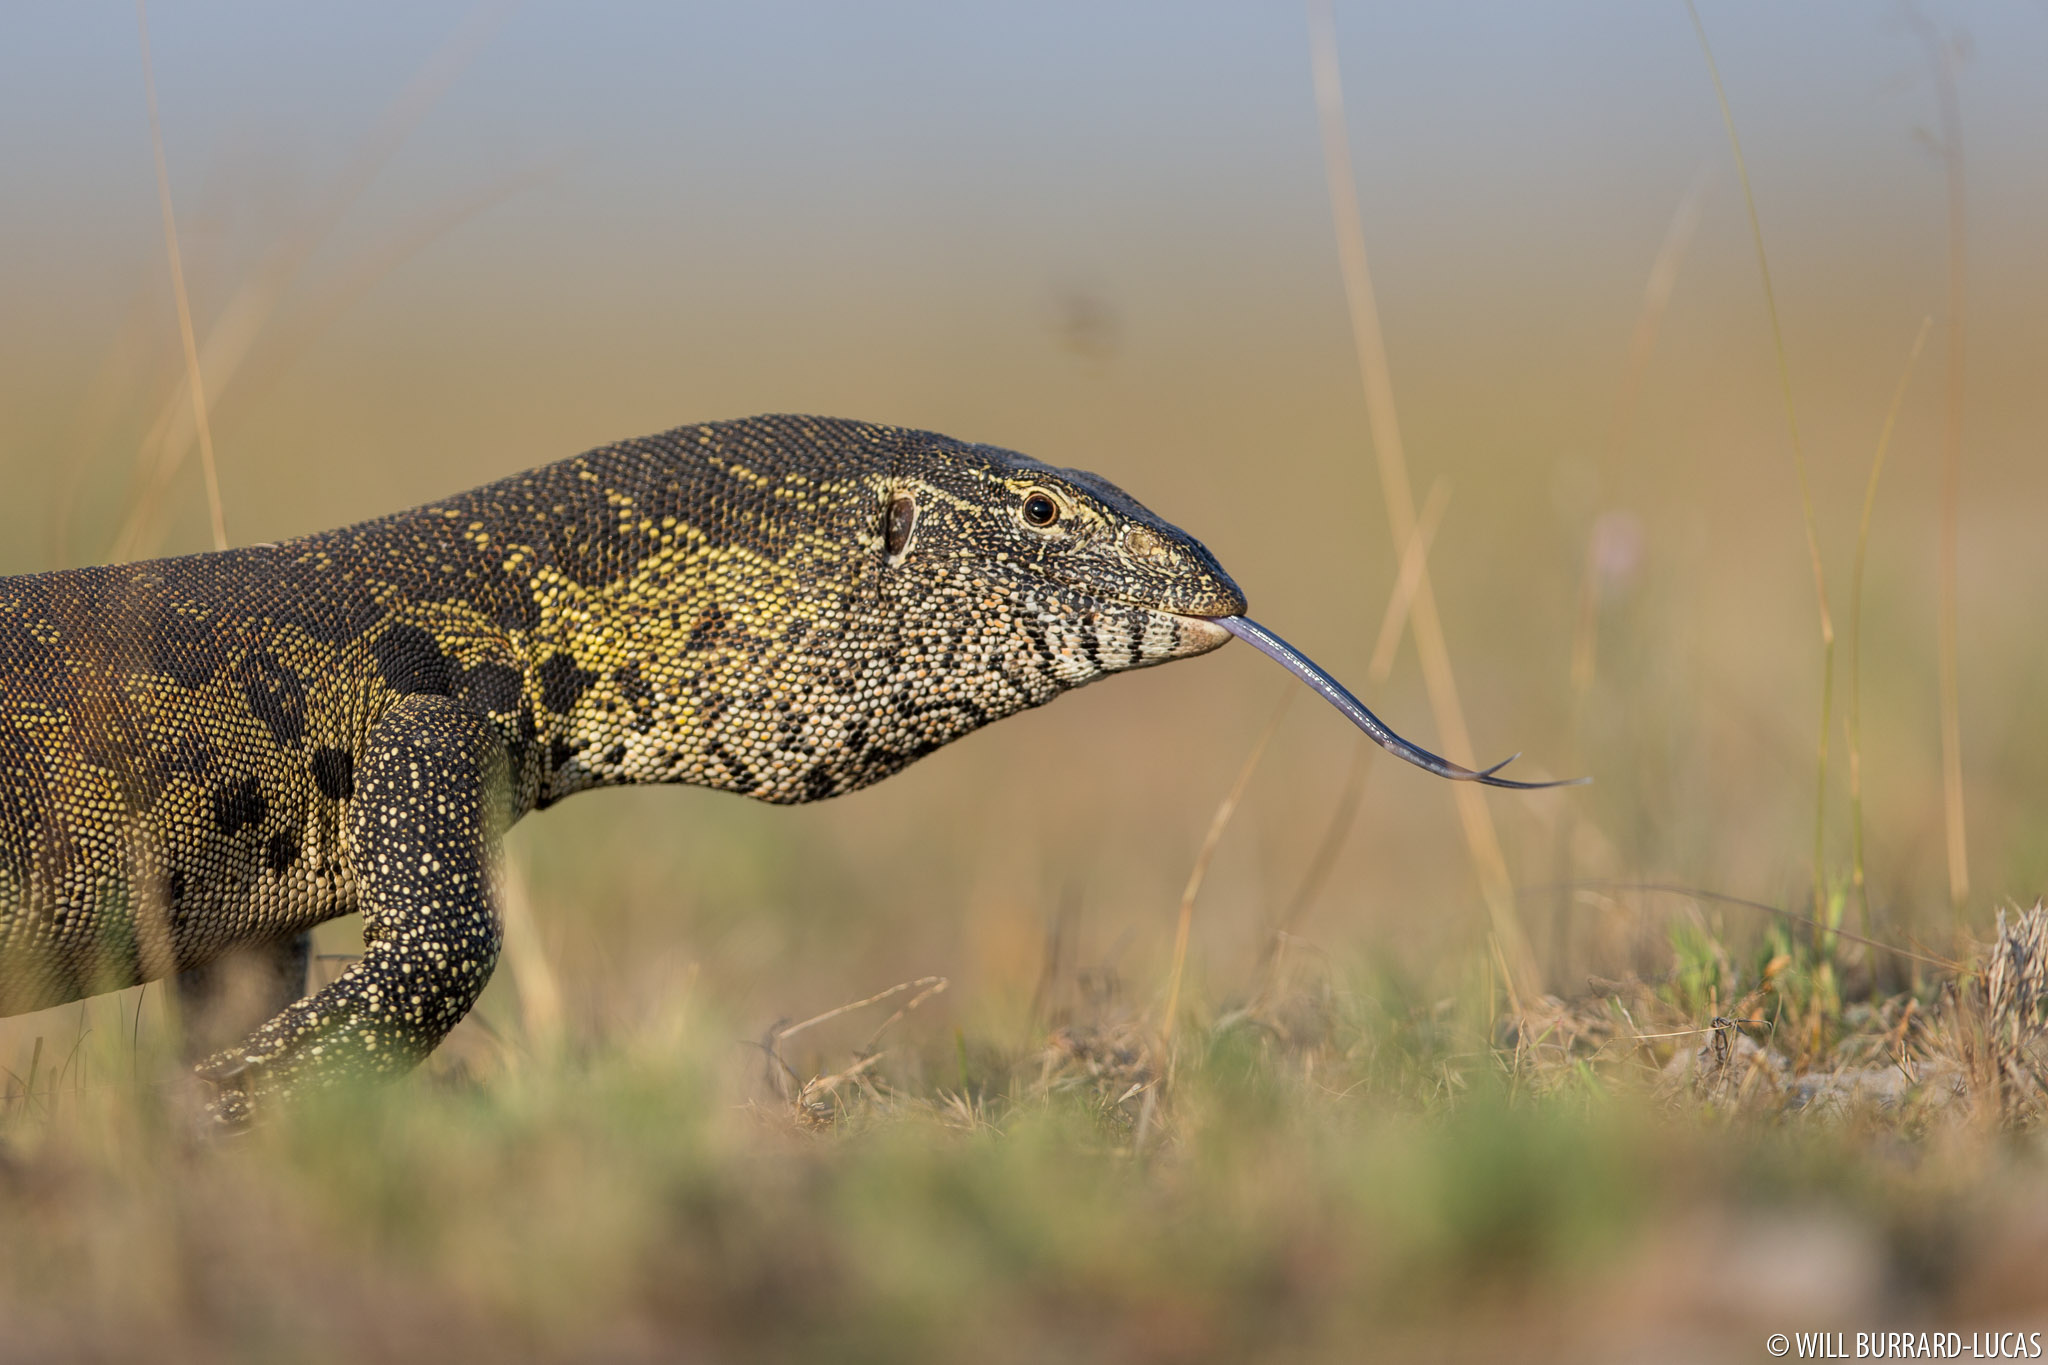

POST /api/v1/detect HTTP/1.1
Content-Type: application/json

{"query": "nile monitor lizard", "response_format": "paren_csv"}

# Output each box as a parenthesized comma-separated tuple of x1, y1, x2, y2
(0, 415, 1566, 1121)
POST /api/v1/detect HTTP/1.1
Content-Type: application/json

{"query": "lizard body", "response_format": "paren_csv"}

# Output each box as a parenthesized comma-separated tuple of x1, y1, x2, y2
(0, 416, 1241, 1117)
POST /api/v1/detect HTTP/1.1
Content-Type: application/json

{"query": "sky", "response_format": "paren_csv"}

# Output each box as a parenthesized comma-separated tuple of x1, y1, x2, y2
(6, 4, 2043, 392)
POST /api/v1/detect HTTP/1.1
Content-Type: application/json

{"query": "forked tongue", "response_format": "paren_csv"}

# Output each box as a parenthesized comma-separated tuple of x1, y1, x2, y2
(1214, 616, 1588, 791)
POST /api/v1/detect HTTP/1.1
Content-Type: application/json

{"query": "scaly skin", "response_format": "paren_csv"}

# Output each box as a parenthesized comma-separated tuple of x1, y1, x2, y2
(0, 416, 1243, 1118)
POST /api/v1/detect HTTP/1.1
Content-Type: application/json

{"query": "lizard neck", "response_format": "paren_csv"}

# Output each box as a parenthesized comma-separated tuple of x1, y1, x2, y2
(474, 425, 877, 809)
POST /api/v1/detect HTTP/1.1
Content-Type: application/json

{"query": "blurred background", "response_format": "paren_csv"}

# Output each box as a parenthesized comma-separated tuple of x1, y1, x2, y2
(2, 0, 2044, 1050)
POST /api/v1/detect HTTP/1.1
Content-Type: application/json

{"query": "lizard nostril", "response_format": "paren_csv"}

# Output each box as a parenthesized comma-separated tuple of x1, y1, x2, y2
(1123, 526, 1165, 563)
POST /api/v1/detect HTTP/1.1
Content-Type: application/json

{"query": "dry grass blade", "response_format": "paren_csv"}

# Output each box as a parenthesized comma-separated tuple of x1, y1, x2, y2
(1611, 161, 1712, 462)
(1570, 169, 1711, 712)
(111, 0, 515, 563)
(1306, 0, 1537, 994)
(1160, 692, 1289, 1046)
(1903, 4, 1972, 917)
(772, 976, 949, 1047)
(770, 977, 950, 1126)
(1366, 476, 1450, 681)
(494, 848, 564, 1055)
(1555, 168, 1715, 965)
(1259, 744, 1367, 982)
(1847, 316, 1933, 933)
(1259, 476, 1450, 980)
(1684, 0, 1836, 932)
(136, 0, 227, 553)
(859, 978, 950, 1053)
(226, 159, 566, 409)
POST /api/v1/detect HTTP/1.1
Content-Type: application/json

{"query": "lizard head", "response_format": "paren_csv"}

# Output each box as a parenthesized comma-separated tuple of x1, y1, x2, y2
(778, 429, 1248, 798)
(875, 437, 1247, 672)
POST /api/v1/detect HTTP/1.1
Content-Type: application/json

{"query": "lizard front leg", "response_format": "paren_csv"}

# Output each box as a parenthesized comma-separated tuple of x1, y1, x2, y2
(197, 694, 511, 1124)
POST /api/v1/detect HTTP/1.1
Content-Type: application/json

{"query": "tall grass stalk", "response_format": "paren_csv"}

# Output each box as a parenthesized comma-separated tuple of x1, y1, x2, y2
(113, 3, 512, 563)
(1574, 169, 1712, 743)
(496, 847, 566, 1055)
(1558, 171, 1713, 958)
(1848, 317, 1932, 936)
(137, 0, 227, 553)
(1683, 1, 1837, 939)
(1903, 6, 1971, 919)
(1258, 477, 1451, 984)
(1306, 0, 1538, 995)
(1160, 693, 1289, 1048)
(1609, 163, 1712, 465)
(1366, 477, 1451, 681)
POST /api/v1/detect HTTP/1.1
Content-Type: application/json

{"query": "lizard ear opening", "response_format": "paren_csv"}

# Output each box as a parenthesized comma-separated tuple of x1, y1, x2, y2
(884, 494, 917, 559)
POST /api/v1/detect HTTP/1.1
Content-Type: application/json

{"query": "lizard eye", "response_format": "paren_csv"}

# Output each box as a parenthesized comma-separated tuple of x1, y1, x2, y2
(1022, 492, 1060, 528)
(885, 494, 916, 556)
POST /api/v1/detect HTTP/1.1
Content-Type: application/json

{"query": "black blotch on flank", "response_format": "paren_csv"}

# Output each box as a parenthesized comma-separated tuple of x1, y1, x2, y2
(803, 767, 837, 801)
(211, 777, 266, 837)
(288, 581, 385, 645)
(492, 588, 540, 633)
(538, 652, 596, 713)
(602, 744, 626, 768)
(148, 631, 223, 688)
(265, 832, 299, 875)
(156, 735, 215, 780)
(371, 624, 453, 697)
(310, 747, 355, 801)
(168, 869, 188, 906)
(238, 651, 309, 748)
(613, 663, 654, 708)
(460, 662, 524, 716)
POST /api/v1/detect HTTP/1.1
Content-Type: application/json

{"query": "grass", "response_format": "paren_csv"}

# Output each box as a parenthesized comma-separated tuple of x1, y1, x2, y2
(3, 900, 2045, 1363)
(136, 0, 227, 556)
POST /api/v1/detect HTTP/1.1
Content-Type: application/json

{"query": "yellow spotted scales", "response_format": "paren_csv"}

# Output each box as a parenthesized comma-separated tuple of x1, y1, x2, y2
(0, 416, 1243, 1121)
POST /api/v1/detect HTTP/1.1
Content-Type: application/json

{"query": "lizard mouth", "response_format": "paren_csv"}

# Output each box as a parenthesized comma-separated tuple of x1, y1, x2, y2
(1168, 613, 1234, 652)
(1202, 615, 1588, 791)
